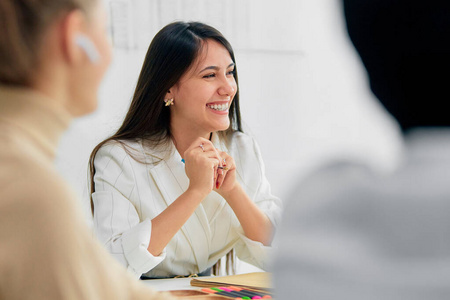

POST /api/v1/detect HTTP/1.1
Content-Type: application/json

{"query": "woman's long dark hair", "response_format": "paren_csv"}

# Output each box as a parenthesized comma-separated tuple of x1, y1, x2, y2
(89, 21, 241, 275)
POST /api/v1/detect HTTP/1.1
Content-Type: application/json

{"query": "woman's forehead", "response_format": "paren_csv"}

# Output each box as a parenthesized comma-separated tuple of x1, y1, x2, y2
(193, 40, 233, 70)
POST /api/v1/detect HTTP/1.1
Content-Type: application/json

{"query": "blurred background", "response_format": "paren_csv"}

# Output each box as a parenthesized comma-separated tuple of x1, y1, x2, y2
(55, 0, 403, 273)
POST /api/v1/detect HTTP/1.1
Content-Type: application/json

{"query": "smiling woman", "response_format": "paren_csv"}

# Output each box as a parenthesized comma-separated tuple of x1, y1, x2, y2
(88, 21, 282, 279)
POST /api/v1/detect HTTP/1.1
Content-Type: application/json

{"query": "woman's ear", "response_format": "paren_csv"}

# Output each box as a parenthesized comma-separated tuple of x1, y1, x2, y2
(165, 88, 178, 100)
(165, 89, 172, 99)
(75, 34, 100, 63)
(60, 9, 89, 65)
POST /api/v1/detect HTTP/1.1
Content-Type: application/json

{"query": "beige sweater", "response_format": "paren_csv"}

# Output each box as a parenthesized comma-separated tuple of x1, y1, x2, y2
(0, 86, 175, 299)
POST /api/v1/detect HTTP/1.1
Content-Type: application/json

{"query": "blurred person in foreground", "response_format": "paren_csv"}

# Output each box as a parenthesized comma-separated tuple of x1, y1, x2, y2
(273, 0, 450, 299)
(0, 0, 175, 299)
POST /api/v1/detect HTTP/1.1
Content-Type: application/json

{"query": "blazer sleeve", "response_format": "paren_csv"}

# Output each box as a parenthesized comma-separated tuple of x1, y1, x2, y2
(232, 134, 283, 270)
(92, 143, 165, 277)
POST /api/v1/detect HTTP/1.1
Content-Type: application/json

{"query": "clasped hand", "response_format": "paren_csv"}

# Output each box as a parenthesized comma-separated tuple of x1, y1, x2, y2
(183, 137, 236, 198)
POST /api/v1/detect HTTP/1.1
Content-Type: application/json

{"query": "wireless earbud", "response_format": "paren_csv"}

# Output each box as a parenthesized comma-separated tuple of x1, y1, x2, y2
(75, 34, 100, 63)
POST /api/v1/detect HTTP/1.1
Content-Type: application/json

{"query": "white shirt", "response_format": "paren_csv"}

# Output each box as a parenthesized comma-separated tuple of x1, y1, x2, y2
(92, 131, 282, 278)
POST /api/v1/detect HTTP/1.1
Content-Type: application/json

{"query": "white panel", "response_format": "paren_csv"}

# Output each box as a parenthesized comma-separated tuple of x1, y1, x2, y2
(109, 0, 134, 49)
(105, 0, 301, 52)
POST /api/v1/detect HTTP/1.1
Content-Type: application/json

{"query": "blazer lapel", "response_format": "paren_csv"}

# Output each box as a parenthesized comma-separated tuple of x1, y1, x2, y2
(147, 142, 211, 273)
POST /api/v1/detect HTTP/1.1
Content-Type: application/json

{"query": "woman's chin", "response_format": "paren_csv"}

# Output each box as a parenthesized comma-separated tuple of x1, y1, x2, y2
(212, 121, 231, 132)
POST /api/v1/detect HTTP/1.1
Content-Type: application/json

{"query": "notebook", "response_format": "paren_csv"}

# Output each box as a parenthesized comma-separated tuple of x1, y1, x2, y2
(190, 272, 272, 292)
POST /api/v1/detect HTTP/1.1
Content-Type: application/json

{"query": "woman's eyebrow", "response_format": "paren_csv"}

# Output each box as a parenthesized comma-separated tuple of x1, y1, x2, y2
(199, 63, 235, 73)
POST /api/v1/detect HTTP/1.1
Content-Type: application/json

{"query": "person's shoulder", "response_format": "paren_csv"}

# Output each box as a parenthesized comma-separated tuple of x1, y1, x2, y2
(7, 159, 77, 204)
(96, 139, 137, 157)
(283, 158, 376, 214)
(95, 138, 168, 169)
(304, 157, 375, 190)
(0, 157, 80, 237)
(304, 158, 374, 187)
(95, 139, 150, 164)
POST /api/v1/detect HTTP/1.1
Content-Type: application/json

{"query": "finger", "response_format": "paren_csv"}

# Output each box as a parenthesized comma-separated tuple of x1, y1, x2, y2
(196, 142, 221, 164)
(204, 149, 221, 160)
(221, 155, 235, 173)
(216, 153, 227, 172)
(185, 137, 213, 152)
(185, 139, 224, 171)
(201, 149, 223, 169)
(185, 142, 217, 163)
(205, 157, 219, 182)
(215, 167, 226, 189)
(216, 166, 226, 189)
(200, 141, 217, 152)
(215, 153, 231, 188)
(219, 152, 232, 169)
(220, 154, 227, 167)
(200, 142, 224, 167)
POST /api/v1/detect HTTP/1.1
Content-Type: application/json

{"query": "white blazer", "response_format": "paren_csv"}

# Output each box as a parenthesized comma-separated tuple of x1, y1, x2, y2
(92, 131, 282, 278)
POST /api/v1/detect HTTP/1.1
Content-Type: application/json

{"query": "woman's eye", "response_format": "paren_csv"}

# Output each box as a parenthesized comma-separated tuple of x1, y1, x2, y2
(203, 73, 215, 78)
(227, 69, 235, 76)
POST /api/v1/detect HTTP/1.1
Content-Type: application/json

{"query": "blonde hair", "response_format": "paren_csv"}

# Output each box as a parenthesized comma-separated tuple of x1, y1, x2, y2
(0, 0, 94, 86)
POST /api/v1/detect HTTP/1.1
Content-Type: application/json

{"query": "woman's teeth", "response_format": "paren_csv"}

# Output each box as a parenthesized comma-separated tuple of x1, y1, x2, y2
(207, 103, 229, 111)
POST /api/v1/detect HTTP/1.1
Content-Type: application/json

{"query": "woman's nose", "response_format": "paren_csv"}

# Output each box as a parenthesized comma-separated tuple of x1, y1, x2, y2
(218, 77, 236, 96)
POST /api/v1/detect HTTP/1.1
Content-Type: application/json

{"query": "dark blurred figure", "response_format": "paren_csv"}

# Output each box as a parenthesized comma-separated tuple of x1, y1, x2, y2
(273, 0, 450, 299)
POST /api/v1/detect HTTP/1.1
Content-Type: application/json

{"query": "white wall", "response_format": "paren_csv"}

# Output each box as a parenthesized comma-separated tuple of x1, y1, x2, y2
(55, 0, 403, 274)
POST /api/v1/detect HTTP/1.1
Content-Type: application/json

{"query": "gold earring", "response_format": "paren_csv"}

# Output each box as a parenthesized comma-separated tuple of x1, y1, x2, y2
(164, 98, 174, 106)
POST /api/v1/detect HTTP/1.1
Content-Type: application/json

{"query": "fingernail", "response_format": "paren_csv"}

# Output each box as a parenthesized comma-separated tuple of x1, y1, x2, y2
(216, 181, 219, 189)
